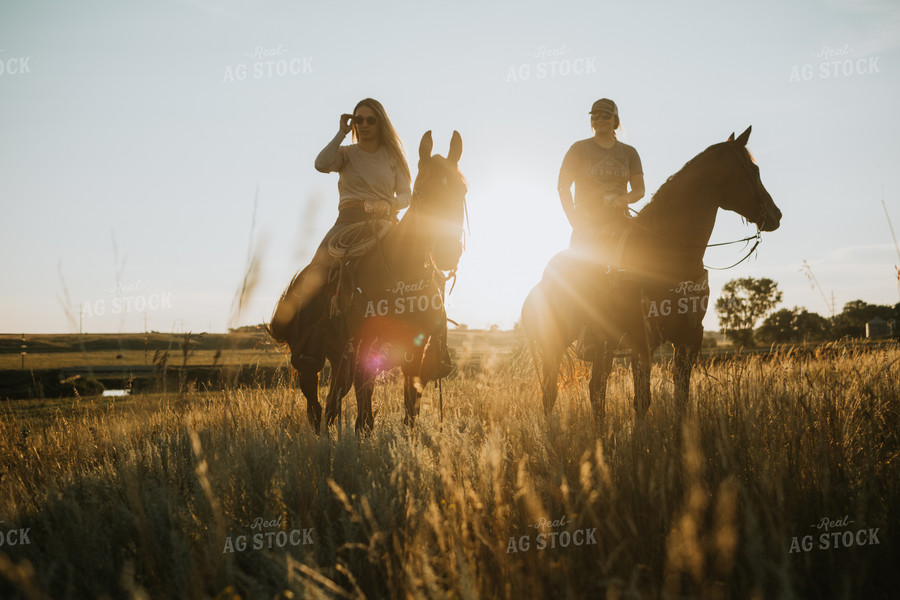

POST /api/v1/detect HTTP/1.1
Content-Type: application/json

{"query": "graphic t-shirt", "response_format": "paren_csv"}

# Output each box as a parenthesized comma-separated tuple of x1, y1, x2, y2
(560, 139, 643, 217)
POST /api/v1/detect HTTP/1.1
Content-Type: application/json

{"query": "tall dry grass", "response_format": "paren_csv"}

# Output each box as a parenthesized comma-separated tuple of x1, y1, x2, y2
(0, 343, 897, 599)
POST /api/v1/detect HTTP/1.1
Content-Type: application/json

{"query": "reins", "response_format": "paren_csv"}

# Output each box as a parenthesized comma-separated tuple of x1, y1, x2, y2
(704, 231, 762, 270)
(623, 207, 762, 270)
(626, 205, 758, 249)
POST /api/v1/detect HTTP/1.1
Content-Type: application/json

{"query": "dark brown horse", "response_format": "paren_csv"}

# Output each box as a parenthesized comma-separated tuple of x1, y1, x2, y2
(521, 127, 782, 420)
(337, 131, 466, 432)
(277, 131, 466, 434)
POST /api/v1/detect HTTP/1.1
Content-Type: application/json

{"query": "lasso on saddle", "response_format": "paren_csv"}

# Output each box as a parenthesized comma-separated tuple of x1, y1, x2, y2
(326, 217, 393, 317)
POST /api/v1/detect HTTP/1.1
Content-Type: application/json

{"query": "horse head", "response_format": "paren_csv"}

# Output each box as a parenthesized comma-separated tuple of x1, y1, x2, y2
(716, 126, 782, 232)
(413, 130, 467, 272)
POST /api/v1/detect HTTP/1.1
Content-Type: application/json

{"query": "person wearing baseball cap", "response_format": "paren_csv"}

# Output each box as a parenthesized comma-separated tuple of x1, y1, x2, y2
(558, 98, 645, 259)
(558, 98, 645, 359)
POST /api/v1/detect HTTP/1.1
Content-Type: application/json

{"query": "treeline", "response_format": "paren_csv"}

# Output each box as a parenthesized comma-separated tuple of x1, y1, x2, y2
(0, 331, 269, 356)
(715, 277, 898, 346)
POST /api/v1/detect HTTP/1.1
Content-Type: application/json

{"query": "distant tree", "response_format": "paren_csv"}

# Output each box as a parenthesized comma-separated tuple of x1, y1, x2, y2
(830, 300, 896, 339)
(794, 309, 831, 342)
(756, 308, 796, 344)
(229, 324, 265, 333)
(701, 334, 718, 348)
(756, 307, 830, 344)
(715, 277, 782, 346)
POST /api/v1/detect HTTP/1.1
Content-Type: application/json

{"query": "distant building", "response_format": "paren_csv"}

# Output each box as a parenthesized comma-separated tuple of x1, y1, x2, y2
(865, 317, 891, 339)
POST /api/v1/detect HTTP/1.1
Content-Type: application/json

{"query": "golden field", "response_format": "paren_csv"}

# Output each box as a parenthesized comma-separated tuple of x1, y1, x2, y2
(0, 342, 897, 599)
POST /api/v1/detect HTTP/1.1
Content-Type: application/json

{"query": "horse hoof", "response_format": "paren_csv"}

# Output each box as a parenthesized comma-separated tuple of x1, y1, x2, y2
(306, 411, 322, 435)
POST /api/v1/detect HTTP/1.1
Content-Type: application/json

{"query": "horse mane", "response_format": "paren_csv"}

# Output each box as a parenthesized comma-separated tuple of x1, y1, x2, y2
(634, 141, 727, 225)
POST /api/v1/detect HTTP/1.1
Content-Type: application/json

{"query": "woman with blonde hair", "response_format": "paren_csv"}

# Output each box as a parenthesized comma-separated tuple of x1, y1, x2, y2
(270, 98, 411, 345)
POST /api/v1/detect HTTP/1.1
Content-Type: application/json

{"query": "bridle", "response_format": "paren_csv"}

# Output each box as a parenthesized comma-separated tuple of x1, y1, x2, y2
(725, 139, 770, 232)
(371, 162, 467, 288)
(704, 141, 769, 270)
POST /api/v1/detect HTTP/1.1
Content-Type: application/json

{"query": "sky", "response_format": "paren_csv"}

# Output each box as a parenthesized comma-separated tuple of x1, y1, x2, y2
(1, 0, 899, 334)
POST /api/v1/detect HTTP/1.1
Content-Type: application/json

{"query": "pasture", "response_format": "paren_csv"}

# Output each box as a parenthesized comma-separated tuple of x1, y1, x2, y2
(0, 342, 897, 598)
(0, 330, 519, 371)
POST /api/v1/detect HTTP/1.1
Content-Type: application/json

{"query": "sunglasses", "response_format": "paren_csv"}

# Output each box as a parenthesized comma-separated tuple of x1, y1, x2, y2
(354, 115, 378, 126)
(590, 112, 614, 120)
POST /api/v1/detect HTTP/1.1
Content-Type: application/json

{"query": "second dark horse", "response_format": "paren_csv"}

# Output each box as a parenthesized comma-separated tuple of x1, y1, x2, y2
(521, 127, 782, 420)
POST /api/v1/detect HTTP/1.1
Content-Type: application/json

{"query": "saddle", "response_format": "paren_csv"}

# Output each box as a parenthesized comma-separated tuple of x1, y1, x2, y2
(327, 217, 393, 317)
(328, 256, 359, 318)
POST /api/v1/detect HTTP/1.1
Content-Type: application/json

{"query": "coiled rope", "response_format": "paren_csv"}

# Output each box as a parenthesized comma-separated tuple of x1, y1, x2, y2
(327, 218, 392, 259)
(326, 217, 393, 317)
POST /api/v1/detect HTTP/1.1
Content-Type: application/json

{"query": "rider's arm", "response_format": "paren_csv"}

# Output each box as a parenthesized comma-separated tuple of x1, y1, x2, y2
(392, 163, 412, 211)
(615, 173, 645, 209)
(558, 145, 580, 228)
(614, 147, 645, 210)
(315, 130, 348, 173)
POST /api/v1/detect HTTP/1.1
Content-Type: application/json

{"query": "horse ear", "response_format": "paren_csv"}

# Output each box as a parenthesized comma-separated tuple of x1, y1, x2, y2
(728, 132, 735, 142)
(419, 130, 433, 162)
(448, 130, 462, 164)
(736, 126, 752, 146)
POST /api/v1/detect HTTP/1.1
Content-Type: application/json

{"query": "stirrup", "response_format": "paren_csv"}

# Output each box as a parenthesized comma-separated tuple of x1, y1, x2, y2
(435, 359, 454, 379)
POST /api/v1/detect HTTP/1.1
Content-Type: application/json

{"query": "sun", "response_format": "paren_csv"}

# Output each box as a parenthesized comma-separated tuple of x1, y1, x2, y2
(446, 178, 572, 329)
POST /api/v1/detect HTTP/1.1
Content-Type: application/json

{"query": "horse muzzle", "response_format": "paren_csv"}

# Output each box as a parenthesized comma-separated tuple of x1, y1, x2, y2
(432, 238, 463, 271)
(760, 197, 782, 232)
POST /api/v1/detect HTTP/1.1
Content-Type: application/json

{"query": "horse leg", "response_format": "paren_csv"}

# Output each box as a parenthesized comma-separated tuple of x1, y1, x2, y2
(297, 368, 322, 433)
(589, 341, 612, 422)
(673, 343, 698, 415)
(324, 350, 353, 429)
(541, 352, 561, 415)
(631, 345, 652, 419)
(353, 362, 376, 435)
(403, 375, 421, 428)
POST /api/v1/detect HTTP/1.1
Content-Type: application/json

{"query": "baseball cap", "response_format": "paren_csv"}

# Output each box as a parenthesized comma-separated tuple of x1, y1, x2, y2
(589, 98, 618, 115)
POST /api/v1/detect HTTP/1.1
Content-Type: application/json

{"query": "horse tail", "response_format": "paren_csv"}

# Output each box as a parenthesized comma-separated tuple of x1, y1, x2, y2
(520, 284, 552, 392)
(269, 268, 308, 344)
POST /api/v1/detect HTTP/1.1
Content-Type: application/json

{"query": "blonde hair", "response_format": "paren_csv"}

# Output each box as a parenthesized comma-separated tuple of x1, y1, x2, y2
(352, 98, 411, 181)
